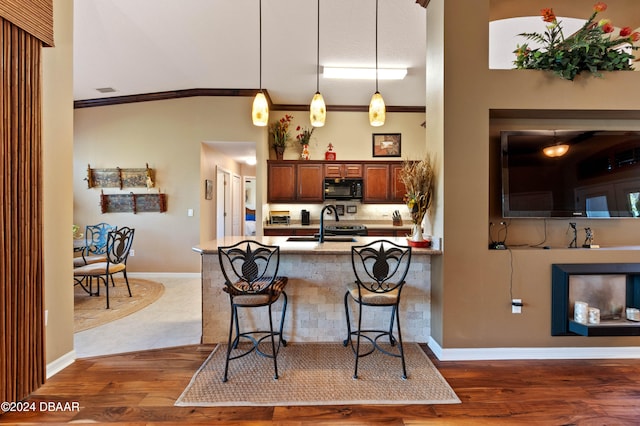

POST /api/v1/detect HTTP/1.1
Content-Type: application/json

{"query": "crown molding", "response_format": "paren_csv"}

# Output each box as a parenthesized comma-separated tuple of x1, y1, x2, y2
(73, 88, 425, 113)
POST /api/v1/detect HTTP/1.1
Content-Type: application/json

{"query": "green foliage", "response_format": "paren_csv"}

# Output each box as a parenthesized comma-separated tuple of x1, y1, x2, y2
(513, 7, 638, 81)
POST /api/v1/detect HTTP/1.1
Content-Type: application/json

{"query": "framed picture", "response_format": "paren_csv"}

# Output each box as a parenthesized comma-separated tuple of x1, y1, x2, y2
(372, 133, 401, 157)
(335, 204, 345, 216)
(205, 179, 213, 200)
(346, 205, 357, 214)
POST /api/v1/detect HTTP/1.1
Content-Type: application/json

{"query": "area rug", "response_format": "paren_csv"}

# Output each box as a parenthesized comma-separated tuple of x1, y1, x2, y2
(175, 342, 460, 406)
(74, 278, 165, 332)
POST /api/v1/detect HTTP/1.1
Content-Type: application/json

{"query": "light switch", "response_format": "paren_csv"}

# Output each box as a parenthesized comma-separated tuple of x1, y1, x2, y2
(188, 209, 194, 217)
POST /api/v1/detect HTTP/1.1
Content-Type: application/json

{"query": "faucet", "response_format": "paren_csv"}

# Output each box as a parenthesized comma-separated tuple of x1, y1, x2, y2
(318, 204, 339, 243)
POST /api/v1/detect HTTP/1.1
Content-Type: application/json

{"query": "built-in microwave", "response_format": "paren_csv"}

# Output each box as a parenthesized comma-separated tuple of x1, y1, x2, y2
(324, 178, 363, 200)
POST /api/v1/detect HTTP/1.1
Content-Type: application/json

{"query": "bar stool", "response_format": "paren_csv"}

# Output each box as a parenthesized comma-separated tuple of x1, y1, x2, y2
(217, 240, 288, 382)
(343, 239, 412, 379)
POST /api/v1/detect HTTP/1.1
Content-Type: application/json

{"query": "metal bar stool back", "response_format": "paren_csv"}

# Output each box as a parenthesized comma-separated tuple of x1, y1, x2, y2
(343, 239, 412, 379)
(217, 240, 289, 382)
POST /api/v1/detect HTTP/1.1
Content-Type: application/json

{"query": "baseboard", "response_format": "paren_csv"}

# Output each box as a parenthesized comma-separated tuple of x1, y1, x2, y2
(127, 272, 201, 279)
(46, 349, 76, 378)
(428, 337, 640, 360)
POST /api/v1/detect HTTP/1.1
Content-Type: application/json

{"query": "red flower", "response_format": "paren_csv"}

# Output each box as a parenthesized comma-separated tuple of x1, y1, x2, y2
(541, 8, 556, 23)
(602, 22, 614, 33)
(620, 27, 633, 37)
(593, 2, 607, 12)
(631, 32, 640, 42)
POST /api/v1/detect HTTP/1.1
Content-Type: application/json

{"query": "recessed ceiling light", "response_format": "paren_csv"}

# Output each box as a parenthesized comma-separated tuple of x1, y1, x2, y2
(322, 66, 407, 80)
(95, 87, 117, 93)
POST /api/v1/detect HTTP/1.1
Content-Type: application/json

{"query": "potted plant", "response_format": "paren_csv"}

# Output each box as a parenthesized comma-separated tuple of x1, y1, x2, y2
(513, 2, 639, 81)
(296, 125, 314, 160)
(399, 155, 435, 244)
(269, 114, 294, 160)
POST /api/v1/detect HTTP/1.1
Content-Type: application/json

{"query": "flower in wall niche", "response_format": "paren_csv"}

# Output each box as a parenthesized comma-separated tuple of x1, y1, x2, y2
(295, 126, 314, 146)
(513, 2, 639, 80)
(269, 114, 294, 148)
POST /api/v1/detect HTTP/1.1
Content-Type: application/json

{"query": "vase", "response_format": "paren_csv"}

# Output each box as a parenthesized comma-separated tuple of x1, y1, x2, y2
(301, 144, 310, 160)
(274, 146, 285, 160)
(411, 223, 423, 242)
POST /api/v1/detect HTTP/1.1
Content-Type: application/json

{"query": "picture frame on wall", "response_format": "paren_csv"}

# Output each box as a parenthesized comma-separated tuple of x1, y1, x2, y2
(205, 179, 213, 200)
(372, 133, 401, 157)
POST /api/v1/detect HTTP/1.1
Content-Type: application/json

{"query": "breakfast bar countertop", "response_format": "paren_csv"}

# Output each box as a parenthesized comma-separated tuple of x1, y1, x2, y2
(193, 235, 442, 255)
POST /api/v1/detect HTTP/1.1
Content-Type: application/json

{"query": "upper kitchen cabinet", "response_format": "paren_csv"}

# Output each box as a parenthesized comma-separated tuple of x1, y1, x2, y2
(363, 162, 406, 204)
(267, 161, 324, 203)
(324, 163, 363, 178)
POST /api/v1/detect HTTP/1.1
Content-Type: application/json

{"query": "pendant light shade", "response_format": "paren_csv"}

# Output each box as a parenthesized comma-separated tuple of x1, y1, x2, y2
(310, 92, 326, 127)
(252, 0, 268, 126)
(369, 91, 386, 126)
(310, 0, 326, 127)
(542, 131, 570, 157)
(252, 91, 268, 126)
(369, 0, 385, 126)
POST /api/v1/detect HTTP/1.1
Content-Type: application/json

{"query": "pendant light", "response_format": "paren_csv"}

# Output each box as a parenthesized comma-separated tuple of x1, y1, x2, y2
(543, 131, 570, 157)
(369, 0, 385, 127)
(309, 0, 326, 127)
(252, 0, 268, 126)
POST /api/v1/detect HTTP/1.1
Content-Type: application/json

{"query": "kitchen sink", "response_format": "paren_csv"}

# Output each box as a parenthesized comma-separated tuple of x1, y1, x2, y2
(286, 236, 357, 243)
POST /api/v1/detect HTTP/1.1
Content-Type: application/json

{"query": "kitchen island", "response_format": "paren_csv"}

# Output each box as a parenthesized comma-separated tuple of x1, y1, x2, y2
(193, 236, 440, 344)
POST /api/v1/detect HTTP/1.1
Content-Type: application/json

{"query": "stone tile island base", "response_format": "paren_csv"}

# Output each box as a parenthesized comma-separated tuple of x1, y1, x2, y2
(195, 236, 437, 344)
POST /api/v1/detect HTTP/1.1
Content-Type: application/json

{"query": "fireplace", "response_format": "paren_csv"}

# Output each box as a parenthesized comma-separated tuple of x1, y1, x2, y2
(551, 263, 640, 336)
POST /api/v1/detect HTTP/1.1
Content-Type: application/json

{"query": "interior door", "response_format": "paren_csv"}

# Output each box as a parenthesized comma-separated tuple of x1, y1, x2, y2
(231, 173, 242, 235)
(216, 167, 231, 238)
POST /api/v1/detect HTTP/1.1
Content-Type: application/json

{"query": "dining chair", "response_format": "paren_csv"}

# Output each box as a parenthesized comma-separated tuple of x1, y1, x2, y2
(217, 240, 288, 382)
(343, 239, 412, 379)
(73, 227, 135, 309)
(73, 223, 116, 268)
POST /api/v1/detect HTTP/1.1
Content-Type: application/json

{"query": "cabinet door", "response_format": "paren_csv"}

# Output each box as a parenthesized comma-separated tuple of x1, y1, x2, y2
(343, 163, 363, 178)
(324, 163, 343, 178)
(363, 164, 390, 202)
(297, 163, 324, 202)
(268, 163, 296, 202)
(390, 163, 407, 202)
(367, 229, 397, 237)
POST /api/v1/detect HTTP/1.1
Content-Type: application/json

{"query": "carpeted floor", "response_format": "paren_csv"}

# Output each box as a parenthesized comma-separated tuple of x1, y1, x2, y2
(175, 342, 460, 406)
(74, 277, 165, 332)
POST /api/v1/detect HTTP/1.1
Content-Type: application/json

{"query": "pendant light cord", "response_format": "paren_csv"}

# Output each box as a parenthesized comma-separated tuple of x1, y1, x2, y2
(316, 0, 320, 92)
(259, 0, 263, 90)
(375, 0, 379, 93)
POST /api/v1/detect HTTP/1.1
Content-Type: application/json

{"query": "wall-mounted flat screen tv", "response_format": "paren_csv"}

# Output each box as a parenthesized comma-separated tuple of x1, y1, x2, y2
(501, 130, 640, 218)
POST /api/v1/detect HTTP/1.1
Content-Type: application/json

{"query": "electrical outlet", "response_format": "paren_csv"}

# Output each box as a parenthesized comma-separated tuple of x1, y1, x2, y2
(129, 249, 135, 257)
(512, 299, 522, 314)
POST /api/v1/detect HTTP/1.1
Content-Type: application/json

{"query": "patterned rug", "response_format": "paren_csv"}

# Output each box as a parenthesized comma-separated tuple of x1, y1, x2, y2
(74, 278, 165, 332)
(175, 342, 460, 406)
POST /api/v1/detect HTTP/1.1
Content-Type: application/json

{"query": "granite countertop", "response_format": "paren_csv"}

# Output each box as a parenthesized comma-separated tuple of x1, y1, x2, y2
(264, 220, 413, 231)
(193, 235, 441, 255)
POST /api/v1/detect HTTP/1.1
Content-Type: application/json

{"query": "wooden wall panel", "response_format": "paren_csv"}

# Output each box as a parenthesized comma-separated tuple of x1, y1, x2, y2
(0, 0, 53, 46)
(0, 17, 45, 407)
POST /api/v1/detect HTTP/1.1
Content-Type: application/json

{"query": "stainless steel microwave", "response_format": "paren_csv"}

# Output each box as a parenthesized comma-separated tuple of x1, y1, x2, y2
(324, 178, 363, 200)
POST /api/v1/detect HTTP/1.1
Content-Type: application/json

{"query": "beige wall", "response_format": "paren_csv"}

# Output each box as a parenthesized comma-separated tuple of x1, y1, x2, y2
(42, 0, 73, 365)
(74, 97, 266, 273)
(429, 0, 640, 350)
(74, 101, 424, 273)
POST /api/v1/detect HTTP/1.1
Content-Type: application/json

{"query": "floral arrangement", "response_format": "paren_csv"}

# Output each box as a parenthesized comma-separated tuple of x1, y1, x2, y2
(399, 155, 435, 231)
(296, 126, 314, 146)
(269, 114, 294, 148)
(513, 2, 639, 81)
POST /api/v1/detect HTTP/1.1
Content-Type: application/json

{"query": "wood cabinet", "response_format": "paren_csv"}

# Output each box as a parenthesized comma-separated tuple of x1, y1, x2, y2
(267, 160, 405, 204)
(267, 161, 323, 203)
(324, 163, 363, 178)
(362, 162, 406, 203)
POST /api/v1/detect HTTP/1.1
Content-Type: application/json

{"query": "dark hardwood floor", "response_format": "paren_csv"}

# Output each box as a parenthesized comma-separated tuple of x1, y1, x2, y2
(2, 344, 640, 424)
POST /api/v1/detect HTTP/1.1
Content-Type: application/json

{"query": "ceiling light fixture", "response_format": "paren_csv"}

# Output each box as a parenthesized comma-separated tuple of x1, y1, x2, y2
(369, 0, 385, 127)
(309, 0, 326, 127)
(322, 67, 407, 80)
(543, 131, 570, 157)
(252, 0, 268, 127)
